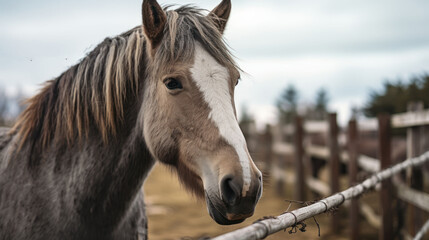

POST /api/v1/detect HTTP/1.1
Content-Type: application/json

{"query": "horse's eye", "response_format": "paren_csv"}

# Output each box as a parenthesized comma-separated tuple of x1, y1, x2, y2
(164, 78, 183, 90)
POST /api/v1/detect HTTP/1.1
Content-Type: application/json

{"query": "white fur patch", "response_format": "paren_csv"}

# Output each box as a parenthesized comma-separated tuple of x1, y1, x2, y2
(190, 43, 252, 195)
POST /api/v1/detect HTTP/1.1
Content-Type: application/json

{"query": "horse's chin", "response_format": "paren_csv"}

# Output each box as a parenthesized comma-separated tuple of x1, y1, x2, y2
(205, 193, 247, 225)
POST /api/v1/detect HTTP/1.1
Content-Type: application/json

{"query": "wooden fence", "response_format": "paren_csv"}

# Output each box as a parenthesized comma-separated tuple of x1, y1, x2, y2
(233, 103, 429, 240)
(212, 151, 429, 240)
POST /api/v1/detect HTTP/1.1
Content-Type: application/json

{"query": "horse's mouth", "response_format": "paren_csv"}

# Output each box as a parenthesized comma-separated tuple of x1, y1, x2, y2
(205, 194, 247, 225)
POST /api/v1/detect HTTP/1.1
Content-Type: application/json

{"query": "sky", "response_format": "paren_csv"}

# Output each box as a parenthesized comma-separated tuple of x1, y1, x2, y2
(1, 0, 429, 127)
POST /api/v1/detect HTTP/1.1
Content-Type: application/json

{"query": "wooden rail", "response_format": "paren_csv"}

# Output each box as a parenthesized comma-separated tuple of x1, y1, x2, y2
(306, 176, 330, 196)
(392, 109, 429, 128)
(394, 178, 429, 213)
(359, 203, 381, 229)
(349, 108, 429, 130)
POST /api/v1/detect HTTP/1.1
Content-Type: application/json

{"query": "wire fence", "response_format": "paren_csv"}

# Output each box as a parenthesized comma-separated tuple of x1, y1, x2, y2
(414, 219, 429, 240)
(212, 151, 429, 240)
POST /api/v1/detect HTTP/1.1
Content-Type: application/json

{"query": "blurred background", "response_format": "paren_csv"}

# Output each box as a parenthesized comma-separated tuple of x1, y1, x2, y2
(1, 0, 429, 125)
(1, 0, 429, 239)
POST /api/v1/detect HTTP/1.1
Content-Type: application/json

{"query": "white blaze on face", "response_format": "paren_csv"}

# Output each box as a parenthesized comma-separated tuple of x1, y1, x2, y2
(190, 43, 252, 196)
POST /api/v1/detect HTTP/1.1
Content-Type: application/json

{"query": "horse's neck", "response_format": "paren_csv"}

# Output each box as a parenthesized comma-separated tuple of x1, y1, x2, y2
(70, 130, 154, 228)
(30, 123, 154, 229)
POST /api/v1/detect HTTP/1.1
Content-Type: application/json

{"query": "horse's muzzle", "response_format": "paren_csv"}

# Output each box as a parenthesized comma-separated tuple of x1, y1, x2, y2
(205, 175, 262, 225)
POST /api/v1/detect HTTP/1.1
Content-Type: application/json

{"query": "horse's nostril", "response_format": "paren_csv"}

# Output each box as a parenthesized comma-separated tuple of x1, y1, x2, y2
(220, 176, 241, 206)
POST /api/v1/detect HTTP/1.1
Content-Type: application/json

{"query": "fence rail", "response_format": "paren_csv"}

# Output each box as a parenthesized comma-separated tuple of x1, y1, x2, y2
(394, 178, 429, 213)
(212, 151, 429, 240)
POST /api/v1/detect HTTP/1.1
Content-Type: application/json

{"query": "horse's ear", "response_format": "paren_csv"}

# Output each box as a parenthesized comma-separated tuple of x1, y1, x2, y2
(209, 0, 231, 34)
(142, 0, 167, 49)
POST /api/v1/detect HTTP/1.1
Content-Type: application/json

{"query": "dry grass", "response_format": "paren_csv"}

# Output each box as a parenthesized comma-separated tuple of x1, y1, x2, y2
(143, 164, 363, 240)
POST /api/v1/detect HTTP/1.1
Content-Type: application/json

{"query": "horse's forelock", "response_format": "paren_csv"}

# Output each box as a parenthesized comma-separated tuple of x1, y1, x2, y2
(153, 6, 239, 72)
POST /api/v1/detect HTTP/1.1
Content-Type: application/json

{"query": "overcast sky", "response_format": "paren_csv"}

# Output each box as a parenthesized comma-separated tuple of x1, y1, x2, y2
(1, 0, 429, 126)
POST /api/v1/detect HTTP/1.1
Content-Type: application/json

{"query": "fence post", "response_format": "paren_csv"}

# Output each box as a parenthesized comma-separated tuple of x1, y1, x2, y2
(274, 124, 286, 196)
(294, 116, 306, 201)
(263, 124, 273, 173)
(328, 113, 340, 234)
(348, 119, 359, 240)
(406, 102, 424, 236)
(378, 114, 393, 240)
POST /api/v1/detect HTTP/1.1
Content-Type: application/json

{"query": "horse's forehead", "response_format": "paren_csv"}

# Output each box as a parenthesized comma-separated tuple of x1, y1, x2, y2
(189, 43, 235, 119)
(190, 44, 232, 87)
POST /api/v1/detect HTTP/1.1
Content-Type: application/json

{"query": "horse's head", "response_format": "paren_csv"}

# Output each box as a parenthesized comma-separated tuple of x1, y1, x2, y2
(7, 0, 261, 225)
(140, 0, 262, 225)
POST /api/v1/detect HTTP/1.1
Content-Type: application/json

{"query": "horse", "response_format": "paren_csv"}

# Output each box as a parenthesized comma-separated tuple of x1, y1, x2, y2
(0, 0, 262, 239)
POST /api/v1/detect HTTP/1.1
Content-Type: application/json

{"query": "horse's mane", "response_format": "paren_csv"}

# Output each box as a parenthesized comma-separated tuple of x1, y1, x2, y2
(11, 27, 145, 147)
(11, 5, 238, 149)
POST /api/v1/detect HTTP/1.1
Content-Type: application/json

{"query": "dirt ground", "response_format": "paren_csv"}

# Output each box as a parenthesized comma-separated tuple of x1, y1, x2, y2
(143, 164, 381, 240)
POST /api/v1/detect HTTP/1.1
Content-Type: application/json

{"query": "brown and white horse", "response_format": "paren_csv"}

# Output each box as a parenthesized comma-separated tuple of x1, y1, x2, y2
(0, 0, 262, 239)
